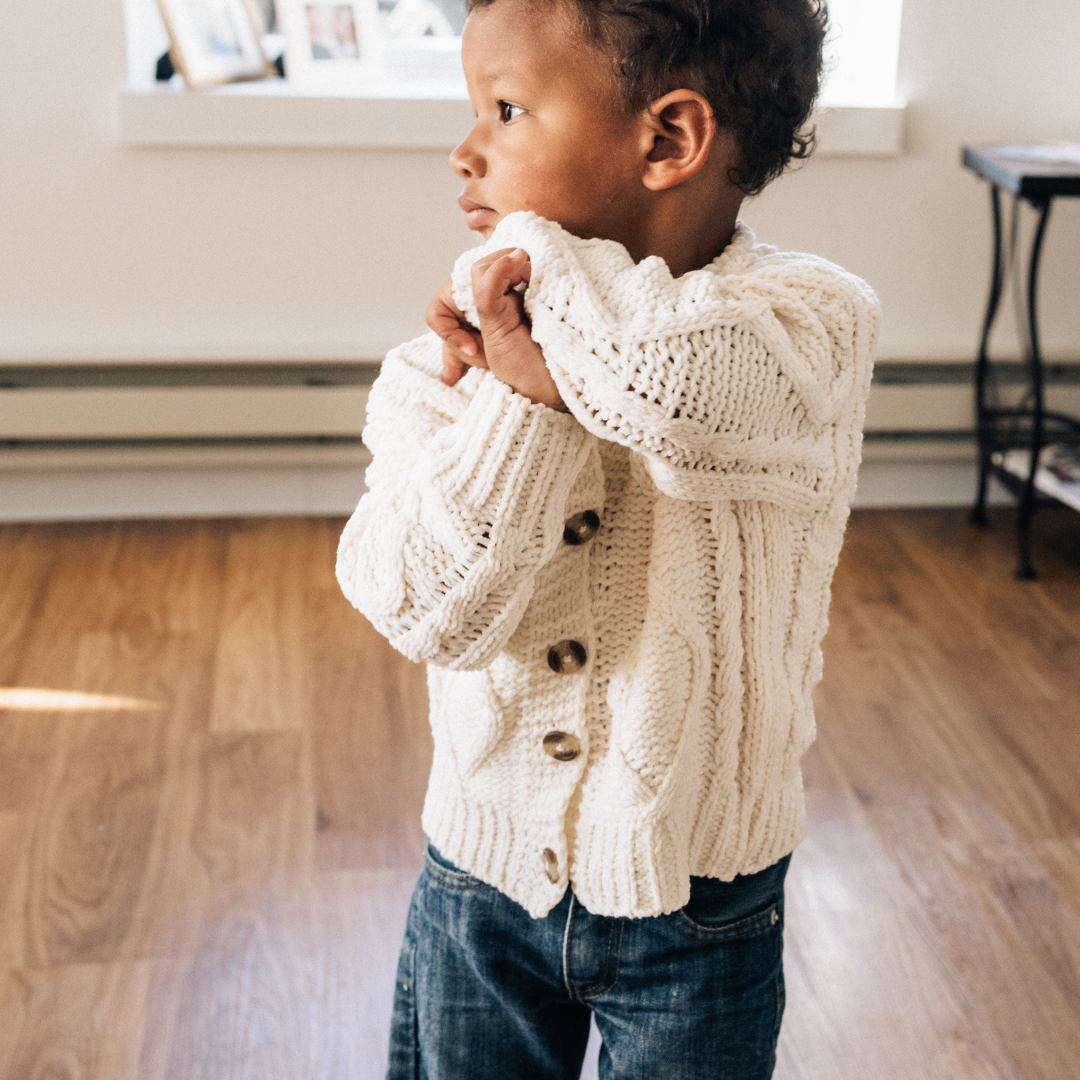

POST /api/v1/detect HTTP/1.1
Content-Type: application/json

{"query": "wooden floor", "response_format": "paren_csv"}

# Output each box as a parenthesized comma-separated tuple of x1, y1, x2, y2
(0, 507, 1078, 1079)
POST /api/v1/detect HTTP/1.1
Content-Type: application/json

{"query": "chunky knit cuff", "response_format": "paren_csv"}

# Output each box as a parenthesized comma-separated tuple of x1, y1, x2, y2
(426, 368, 584, 531)
(339, 349, 594, 671)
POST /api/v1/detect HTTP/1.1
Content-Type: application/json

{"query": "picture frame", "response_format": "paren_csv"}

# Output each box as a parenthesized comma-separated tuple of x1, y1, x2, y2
(278, 0, 384, 89)
(157, 0, 273, 88)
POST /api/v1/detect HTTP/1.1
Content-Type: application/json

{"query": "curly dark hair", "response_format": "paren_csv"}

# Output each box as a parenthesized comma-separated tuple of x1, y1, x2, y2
(465, 0, 828, 195)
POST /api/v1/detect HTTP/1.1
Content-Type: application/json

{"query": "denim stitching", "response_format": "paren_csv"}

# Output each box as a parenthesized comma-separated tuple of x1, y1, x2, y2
(406, 940, 419, 1080)
(581, 918, 625, 1001)
(561, 893, 578, 997)
(774, 938, 786, 1041)
(423, 849, 487, 891)
(675, 900, 779, 939)
(387, 932, 419, 1080)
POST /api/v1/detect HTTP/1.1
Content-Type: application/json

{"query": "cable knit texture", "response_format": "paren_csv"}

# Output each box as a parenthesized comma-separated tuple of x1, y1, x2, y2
(337, 213, 879, 919)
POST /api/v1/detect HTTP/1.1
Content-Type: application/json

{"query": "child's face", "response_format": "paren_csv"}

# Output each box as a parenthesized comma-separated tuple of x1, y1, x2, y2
(451, 0, 650, 247)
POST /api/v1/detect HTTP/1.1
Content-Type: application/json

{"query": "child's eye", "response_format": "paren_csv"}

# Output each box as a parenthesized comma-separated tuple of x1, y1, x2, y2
(498, 101, 525, 124)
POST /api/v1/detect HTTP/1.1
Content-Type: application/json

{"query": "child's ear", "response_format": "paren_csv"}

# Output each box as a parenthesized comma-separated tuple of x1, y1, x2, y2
(640, 90, 727, 191)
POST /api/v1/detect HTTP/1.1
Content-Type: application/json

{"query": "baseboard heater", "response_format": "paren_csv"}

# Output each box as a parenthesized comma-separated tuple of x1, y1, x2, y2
(0, 363, 377, 521)
(0, 360, 1077, 521)
(0, 362, 376, 441)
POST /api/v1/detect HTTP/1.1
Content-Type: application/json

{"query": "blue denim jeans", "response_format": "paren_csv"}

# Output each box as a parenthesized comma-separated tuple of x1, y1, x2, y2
(387, 843, 789, 1080)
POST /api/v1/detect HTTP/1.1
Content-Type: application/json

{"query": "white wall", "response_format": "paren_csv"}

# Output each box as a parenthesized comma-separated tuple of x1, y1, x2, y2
(1, 0, 1079, 366)
(756, 0, 1080, 363)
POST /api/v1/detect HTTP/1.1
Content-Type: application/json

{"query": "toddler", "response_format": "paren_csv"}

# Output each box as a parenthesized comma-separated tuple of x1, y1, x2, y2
(337, 0, 879, 1076)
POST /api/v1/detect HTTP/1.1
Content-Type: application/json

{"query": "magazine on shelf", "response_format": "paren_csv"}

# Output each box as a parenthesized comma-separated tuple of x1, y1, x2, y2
(994, 444, 1080, 513)
(992, 143, 1080, 167)
(1043, 444, 1080, 484)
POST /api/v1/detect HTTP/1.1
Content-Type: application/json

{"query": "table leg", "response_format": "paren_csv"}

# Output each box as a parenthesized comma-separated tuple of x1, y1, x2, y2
(971, 184, 1005, 526)
(1015, 196, 1053, 580)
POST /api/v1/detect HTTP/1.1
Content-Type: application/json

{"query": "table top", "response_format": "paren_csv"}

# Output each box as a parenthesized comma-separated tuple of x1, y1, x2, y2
(963, 145, 1080, 200)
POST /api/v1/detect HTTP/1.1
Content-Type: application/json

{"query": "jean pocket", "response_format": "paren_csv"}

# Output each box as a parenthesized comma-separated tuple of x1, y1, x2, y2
(675, 898, 782, 940)
(424, 842, 488, 891)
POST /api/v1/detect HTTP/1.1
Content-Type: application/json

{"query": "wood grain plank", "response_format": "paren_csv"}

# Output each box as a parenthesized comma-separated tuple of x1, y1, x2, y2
(2, 510, 1079, 1078)
(134, 870, 417, 1080)
(0, 961, 153, 1080)
(1030, 838, 1080, 919)
(777, 741, 1015, 1080)
(0, 814, 29, 935)
(0, 715, 60, 815)
(306, 519, 431, 871)
(188, 731, 312, 921)
(0, 520, 230, 972)
(802, 508, 1080, 1079)
(826, 511, 1080, 852)
(13, 705, 166, 970)
(307, 869, 418, 1080)
(209, 520, 312, 733)
(0, 525, 59, 688)
(157, 907, 312, 1080)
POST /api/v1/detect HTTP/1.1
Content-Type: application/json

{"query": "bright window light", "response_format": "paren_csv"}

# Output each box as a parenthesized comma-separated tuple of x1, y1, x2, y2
(125, 0, 903, 105)
(820, 0, 905, 107)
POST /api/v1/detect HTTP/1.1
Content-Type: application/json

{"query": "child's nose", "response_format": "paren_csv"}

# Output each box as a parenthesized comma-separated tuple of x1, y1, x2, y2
(450, 135, 485, 179)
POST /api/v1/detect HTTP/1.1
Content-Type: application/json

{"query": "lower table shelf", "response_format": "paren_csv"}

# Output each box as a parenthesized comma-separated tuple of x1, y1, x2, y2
(993, 448, 1080, 513)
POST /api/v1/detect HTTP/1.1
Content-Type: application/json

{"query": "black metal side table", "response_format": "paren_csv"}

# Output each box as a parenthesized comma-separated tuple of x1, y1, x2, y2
(963, 145, 1080, 578)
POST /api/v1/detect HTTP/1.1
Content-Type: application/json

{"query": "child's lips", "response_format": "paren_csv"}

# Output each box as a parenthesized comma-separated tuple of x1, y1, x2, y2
(458, 195, 497, 231)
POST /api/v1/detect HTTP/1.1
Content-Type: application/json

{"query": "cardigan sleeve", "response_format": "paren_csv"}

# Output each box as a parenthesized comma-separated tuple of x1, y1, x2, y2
(336, 332, 595, 670)
(453, 214, 879, 511)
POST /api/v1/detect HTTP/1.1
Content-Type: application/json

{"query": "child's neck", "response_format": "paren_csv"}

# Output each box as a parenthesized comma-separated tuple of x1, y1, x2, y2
(622, 178, 745, 279)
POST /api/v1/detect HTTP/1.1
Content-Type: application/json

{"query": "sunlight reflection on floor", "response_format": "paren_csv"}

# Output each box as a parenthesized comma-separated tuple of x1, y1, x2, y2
(0, 688, 166, 711)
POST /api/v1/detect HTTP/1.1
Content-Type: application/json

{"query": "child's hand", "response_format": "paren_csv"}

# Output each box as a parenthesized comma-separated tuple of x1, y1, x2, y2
(472, 248, 565, 410)
(426, 278, 487, 388)
(426, 249, 565, 410)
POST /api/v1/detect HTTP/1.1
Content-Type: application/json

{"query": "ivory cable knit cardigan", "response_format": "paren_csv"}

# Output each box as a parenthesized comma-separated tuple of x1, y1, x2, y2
(337, 213, 879, 919)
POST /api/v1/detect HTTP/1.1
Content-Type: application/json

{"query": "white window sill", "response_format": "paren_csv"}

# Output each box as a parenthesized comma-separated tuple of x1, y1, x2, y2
(115, 81, 906, 157)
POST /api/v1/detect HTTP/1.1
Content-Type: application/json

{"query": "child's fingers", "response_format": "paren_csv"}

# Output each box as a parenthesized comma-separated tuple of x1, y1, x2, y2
(428, 307, 483, 357)
(473, 247, 531, 286)
(473, 249, 531, 326)
(426, 278, 483, 357)
(446, 327, 484, 358)
(440, 334, 489, 387)
(441, 350, 470, 387)
(473, 248, 531, 297)
(426, 298, 474, 345)
(448, 332, 488, 370)
(509, 250, 532, 290)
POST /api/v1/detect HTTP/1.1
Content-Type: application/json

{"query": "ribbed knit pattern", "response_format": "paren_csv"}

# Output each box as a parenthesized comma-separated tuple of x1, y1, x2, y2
(337, 214, 879, 919)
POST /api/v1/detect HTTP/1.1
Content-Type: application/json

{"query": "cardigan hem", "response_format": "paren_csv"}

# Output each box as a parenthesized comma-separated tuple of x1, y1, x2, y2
(421, 757, 807, 920)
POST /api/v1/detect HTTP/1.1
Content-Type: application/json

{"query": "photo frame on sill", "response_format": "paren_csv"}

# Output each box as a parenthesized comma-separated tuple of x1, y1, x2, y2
(279, 0, 383, 89)
(157, 0, 272, 87)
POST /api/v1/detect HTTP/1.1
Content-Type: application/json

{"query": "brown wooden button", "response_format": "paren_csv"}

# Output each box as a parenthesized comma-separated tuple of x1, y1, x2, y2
(541, 847, 560, 884)
(563, 510, 600, 546)
(547, 640, 587, 673)
(542, 731, 581, 761)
